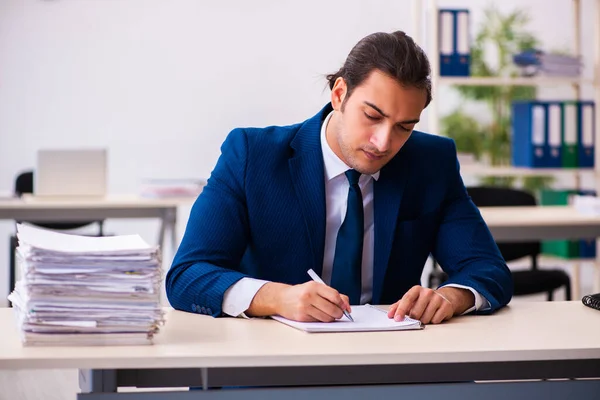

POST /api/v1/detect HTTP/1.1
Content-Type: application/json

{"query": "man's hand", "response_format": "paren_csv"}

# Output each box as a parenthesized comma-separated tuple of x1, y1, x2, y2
(246, 281, 351, 322)
(387, 285, 475, 324)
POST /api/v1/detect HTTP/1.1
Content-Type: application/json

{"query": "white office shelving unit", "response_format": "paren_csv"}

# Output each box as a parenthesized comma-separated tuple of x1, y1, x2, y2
(418, 0, 600, 298)
(459, 165, 595, 178)
(438, 76, 594, 87)
(422, 0, 600, 183)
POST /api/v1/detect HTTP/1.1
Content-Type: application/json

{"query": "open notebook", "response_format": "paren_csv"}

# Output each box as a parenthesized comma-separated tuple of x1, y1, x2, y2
(272, 304, 423, 333)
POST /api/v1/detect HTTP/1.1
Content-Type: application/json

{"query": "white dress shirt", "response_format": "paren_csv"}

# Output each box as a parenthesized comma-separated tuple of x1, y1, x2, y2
(222, 111, 490, 317)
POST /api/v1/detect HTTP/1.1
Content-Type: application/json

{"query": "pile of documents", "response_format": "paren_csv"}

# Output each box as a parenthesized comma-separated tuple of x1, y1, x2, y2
(8, 224, 165, 346)
(573, 194, 600, 216)
(139, 178, 205, 198)
(513, 50, 582, 77)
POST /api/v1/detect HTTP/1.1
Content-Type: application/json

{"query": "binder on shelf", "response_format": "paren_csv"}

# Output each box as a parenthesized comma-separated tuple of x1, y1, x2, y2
(561, 101, 579, 168)
(579, 238, 596, 258)
(439, 9, 454, 76)
(511, 100, 593, 168)
(439, 9, 470, 77)
(578, 101, 595, 167)
(455, 10, 470, 76)
(512, 101, 548, 167)
(540, 190, 580, 259)
(546, 101, 563, 167)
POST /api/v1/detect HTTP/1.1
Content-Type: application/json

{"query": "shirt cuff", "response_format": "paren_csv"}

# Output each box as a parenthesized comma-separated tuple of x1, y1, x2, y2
(222, 277, 270, 318)
(442, 284, 491, 315)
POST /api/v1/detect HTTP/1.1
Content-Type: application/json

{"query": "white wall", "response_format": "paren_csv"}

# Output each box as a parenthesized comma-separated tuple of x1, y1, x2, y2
(0, 0, 596, 305)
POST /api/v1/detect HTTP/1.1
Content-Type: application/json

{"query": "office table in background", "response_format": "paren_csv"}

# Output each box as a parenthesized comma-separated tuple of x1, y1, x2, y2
(0, 195, 196, 252)
(0, 195, 196, 298)
(480, 205, 600, 241)
(0, 201, 592, 249)
(0, 302, 599, 399)
(480, 205, 600, 298)
(3, 201, 600, 300)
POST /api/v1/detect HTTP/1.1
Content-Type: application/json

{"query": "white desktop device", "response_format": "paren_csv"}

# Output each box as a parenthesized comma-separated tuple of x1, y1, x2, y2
(35, 149, 107, 197)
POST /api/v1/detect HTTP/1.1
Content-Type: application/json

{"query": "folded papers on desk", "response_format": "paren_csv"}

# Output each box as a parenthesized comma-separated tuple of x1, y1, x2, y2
(272, 305, 423, 333)
(7, 224, 165, 346)
(140, 179, 205, 198)
(573, 195, 600, 215)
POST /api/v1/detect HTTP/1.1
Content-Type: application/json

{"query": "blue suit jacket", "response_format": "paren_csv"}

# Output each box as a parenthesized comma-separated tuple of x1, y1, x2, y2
(166, 104, 513, 316)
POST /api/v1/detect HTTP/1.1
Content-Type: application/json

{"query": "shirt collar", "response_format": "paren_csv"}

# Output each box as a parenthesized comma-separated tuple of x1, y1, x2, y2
(320, 111, 380, 182)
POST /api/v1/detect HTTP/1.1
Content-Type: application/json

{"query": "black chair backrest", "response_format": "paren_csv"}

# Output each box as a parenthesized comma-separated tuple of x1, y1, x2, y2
(467, 186, 540, 263)
(14, 170, 97, 231)
(15, 171, 34, 197)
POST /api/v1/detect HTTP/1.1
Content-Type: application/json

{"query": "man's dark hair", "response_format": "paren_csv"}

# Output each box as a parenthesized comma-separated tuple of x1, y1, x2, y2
(326, 31, 432, 108)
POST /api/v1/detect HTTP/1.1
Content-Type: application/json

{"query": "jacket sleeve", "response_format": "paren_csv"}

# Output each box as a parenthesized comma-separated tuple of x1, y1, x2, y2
(165, 128, 251, 317)
(432, 141, 513, 313)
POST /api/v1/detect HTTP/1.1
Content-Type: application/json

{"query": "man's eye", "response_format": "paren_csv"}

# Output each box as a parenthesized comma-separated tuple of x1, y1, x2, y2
(397, 125, 411, 132)
(364, 113, 380, 121)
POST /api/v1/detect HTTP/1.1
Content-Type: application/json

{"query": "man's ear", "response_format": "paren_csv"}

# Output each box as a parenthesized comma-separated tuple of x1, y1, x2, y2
(330, 77, 348, 111)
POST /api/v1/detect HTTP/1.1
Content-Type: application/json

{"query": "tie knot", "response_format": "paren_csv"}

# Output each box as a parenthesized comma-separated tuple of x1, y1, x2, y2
(345, 169, 361, 185)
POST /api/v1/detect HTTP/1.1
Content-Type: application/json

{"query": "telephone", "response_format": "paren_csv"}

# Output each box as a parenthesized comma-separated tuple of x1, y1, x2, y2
(582, 293, 600, 311)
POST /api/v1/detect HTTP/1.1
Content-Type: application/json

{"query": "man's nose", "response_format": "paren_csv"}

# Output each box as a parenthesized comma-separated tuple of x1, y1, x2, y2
(369, 126, 392, 153)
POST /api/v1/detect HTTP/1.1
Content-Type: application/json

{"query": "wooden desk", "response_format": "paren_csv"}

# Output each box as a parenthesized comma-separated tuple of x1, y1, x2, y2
(1, 302, 599, 399)
(480, 205, 600, 242)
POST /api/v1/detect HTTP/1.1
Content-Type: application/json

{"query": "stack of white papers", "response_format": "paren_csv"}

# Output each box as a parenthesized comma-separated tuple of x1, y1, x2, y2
(140, 179, 205, 198)
(573, 195, 600, 216)
(7, 224, 165, 346)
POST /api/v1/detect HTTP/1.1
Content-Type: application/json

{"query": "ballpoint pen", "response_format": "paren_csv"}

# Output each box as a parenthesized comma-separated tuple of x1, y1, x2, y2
(307, 269, 354, 322)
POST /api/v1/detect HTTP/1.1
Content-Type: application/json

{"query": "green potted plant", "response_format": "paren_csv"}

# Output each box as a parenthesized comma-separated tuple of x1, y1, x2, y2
(442, 5, 553, 192)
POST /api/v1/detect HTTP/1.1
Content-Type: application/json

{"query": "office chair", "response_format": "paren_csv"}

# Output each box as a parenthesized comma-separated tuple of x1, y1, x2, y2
(8, 171, 105, 297)
(428, 186, 572, 301)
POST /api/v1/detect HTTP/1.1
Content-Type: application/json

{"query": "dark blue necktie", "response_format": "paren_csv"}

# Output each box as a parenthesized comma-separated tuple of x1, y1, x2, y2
(330, 169, 363, 305)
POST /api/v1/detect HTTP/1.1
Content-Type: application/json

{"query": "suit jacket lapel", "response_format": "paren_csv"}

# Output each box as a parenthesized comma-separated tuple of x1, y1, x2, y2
(288, 105, 331, 276)
(372, 155, 409, 303)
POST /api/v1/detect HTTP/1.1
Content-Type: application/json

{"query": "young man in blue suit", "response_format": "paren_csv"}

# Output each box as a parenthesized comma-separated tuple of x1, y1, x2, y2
(167, 31, 512, 325)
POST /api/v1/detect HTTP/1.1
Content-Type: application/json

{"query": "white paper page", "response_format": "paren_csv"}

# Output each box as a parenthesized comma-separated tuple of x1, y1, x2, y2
(17, 224, 155, 254)
(27, 269, 158, 278)
(20, 331, 153, 346)
(42, 320, 98, 328)
(272, 305, 422, 333)
(32, 255, 156, 262)
(456, 11, 470, 54)
(440, 12, 454, 55)
(24, 280, 156, 292)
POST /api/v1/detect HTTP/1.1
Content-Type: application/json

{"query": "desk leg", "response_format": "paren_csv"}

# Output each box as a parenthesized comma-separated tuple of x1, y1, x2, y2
(594, 260, 600, 294)
(157, 219, 166, 251)
(572, 262, 581, 300)
(595, 239, 600, 295)
(158, 207, 178, 305)
(157, 207, 177, 254)
(8, 235, 17, 302)
(79, 369, 117, 394)
(169, 207, 178, 254)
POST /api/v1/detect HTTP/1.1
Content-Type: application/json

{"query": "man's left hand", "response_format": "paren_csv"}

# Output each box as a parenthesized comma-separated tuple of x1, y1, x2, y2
(387, 286, 475, 324)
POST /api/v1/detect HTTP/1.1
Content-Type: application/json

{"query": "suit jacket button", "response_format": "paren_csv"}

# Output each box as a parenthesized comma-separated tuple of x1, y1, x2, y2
(207, 308, 212, 315)
(201, 306, 207, 314)
(191, 304, 197, 312)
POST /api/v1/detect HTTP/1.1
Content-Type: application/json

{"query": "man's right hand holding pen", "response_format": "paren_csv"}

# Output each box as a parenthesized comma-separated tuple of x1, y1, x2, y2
(245, 281, 352, 322)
